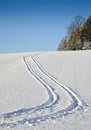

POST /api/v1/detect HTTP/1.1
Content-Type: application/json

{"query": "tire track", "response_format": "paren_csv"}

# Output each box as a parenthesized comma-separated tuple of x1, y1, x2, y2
(31, 56, 82, 110)
(0, 55, 59, 128)
(0, 53, 85, 128)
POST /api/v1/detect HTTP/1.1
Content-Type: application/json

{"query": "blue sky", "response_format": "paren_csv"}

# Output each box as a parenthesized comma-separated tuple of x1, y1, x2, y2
(0, 0, 91, 53)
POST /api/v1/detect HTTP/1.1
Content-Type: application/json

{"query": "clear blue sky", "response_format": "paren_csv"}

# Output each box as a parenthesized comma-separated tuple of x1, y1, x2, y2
(0, 0, 91, 53)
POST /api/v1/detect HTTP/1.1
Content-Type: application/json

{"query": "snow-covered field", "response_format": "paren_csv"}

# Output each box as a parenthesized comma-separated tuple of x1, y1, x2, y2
(0, 50, 91, 130)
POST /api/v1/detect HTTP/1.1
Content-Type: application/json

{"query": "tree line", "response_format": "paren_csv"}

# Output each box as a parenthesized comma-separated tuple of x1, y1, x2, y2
(57, 15, 91, 51)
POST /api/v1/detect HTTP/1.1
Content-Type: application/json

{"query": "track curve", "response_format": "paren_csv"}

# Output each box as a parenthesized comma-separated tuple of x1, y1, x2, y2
(0, 53, 85, 128)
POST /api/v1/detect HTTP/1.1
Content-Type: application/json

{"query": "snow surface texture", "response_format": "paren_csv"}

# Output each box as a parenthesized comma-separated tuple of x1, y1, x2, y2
(0, 51, 91, 130)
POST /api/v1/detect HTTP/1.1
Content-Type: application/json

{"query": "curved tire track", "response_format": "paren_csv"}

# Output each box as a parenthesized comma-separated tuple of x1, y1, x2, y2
(31, 56, 82, 109)
(0, 53, 85, 128)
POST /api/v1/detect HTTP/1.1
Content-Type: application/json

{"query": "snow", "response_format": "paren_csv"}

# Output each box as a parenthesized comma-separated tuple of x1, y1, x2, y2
(36, 51, 91, 104)
(0, 50, 91, 129)
(0, 53, 48, 114)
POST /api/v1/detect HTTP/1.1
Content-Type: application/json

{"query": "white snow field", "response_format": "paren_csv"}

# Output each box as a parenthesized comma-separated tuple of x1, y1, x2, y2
(0, 50, 91, 130)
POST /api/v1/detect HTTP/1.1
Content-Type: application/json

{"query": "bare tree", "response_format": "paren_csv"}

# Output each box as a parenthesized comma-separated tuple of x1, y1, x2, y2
(74, 15, 85, 29)
(67, 21, 76, 38)
(67, 15, 85, 38)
